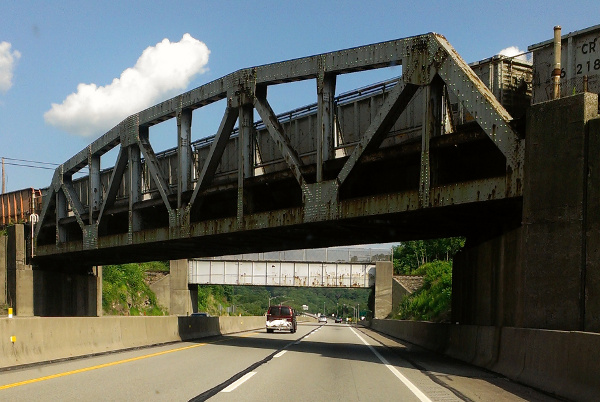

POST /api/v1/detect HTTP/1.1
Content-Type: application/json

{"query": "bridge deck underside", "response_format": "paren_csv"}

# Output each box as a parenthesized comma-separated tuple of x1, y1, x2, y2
(35, 198, 520, 267)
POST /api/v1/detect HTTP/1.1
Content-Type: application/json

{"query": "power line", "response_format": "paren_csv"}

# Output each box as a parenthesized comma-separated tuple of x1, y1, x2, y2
(1, 156, 60, 166)
(3, 161, 56, 170)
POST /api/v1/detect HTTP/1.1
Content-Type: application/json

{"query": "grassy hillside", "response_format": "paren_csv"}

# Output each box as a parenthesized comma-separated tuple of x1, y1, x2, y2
(393, 260, 452, 322)
(391, 237, 463, 322)
(102, 262, 168, 316)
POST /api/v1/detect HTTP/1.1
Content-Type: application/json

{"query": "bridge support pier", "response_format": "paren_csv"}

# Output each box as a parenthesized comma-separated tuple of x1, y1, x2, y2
(2, 224, 102, 316)
(30, 263, 101, 317)
(374, 261, 393, 319)
(2, 224, 33, 316)
(453, 93, 600, 331)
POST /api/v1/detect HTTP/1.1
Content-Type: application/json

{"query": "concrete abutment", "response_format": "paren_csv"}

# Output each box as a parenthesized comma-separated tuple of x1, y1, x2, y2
(452, 92, 600, 331)
(1, 224, 101, 317)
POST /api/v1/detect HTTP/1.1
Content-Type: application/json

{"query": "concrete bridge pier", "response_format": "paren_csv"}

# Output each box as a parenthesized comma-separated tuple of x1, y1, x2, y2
(452, 92, 600, 331)
(31, 263, 102, 317)
(1, 224, 102, 317)
(374, 261, 393, 319)
(169, 259, 197, 316)
(2, 224, 34, 316)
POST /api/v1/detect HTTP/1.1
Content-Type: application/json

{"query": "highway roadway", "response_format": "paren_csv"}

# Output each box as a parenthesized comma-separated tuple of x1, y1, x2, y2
(0, 322, 559, 401)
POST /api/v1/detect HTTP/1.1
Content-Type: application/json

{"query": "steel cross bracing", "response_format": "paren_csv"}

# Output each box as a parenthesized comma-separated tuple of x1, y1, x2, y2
(34, 32, 524, 263)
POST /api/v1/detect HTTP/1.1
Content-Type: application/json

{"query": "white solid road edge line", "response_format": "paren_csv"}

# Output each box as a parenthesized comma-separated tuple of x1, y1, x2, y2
(349, 327, 432, 402)
(221, 372, 256, 393)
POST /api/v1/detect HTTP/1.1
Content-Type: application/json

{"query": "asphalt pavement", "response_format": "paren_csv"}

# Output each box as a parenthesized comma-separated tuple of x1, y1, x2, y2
(0, 321, 560, 401)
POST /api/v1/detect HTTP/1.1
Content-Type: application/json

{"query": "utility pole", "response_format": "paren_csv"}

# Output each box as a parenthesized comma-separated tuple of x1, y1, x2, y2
(2, 157, 5, 194)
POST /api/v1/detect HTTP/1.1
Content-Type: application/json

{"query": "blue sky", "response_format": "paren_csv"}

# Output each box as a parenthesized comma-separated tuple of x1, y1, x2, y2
(1, 0, 598, 192)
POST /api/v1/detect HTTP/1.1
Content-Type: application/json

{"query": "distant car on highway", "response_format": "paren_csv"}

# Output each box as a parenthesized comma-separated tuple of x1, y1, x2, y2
(335, 316, 342, 323)
(318, 315, 327, 323)
(191, 312, 211, 317)
(266, 305, 297, 333)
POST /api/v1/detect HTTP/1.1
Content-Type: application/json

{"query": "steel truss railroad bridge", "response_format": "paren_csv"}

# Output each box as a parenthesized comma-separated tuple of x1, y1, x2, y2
(34, 32, 523, 266)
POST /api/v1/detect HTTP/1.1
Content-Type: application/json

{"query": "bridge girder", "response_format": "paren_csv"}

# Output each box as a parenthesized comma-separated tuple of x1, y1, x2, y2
(34, 33, 524, 265)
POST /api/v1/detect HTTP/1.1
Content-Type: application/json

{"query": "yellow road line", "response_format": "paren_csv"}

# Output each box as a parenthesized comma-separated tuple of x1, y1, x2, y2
(0, 331, 259, 391)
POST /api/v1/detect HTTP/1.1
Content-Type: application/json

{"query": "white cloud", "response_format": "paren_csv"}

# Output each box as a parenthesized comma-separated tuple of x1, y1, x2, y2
(498, 46, 530, 62)
(0, 41, 21, 93)
(44, 33, 210, 137)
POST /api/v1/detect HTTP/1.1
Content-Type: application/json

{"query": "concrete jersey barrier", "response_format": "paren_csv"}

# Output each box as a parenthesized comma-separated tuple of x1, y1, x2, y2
(369, 319, 600, 402)
(0, 315, 266, 370)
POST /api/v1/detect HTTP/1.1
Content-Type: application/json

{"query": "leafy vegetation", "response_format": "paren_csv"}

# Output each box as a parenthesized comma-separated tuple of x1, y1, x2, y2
(394, 260, 453, 321)
(102, 262, 168, 316)
(393, 237, 464, 275)
(392, 238, 464, 322)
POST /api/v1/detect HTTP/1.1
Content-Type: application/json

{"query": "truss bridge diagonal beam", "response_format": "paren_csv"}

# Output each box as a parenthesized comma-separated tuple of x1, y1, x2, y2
(254, 92, 307, 189)
(60, 180, 86, 230)
(188, 104, 238, 209)
(434, 36, 523, 173)
(96, 146, 128, 224)
(336, 80, 419, 186)
(138, 131, 173, 214)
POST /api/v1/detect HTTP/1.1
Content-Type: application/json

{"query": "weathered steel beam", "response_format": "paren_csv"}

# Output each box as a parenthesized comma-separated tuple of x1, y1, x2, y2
(433, 35, 523, 172)
(317, 72, 336, 182)
(419, 80, 443, 207)
(132, 35, 420, 135)
(35, 176, 511, 259)
(420, 85, 432, 208)
(138, 131, 172, 213)
(62, 127, 120, 175)
(55, 187, 67, 244)
(188, 105, 238, 209)
(238, 103, 255, 224)
(128, 143, 142, 235)
(254, 91, 306, 188)
(88, 152, 101, 224)
(60, 181, 86, 230)
(177, 109, 192, 208)
(34, 186, 55, 238)
(97, 146, 127, 224)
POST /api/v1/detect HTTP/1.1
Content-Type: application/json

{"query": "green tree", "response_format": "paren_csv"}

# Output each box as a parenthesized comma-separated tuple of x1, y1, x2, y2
(196, 284, 370, 318)
(393, 237, 465, 275)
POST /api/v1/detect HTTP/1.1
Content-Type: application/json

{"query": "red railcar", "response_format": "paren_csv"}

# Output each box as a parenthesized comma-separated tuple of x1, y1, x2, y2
(0, 188, 43, 228)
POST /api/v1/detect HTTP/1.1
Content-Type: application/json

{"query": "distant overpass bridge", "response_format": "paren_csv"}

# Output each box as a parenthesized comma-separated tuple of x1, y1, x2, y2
(187, 247, 391, 287)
